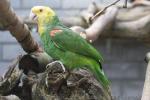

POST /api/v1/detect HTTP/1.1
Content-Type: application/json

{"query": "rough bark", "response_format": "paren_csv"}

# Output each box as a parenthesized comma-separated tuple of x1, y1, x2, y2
(19, 52, 53, 74)
(0, 0, 40, 53)
(0, 54, 112, 100)
(0, 55, 23, 95)
(0, 0, 149, 99)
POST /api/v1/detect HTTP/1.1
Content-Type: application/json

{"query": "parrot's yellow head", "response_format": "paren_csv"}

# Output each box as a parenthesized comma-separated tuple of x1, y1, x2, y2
(30, 6, 56, 35)
(30, 6, 55, 22)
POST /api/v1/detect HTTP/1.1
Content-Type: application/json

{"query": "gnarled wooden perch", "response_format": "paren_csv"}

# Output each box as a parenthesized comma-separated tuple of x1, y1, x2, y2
(0, 0, 150, 99)
(0, 0, 40, 53)
(0, 54, 112, 100)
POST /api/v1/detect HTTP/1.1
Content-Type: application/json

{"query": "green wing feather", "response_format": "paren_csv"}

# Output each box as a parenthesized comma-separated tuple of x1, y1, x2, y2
(50, 27, 104, 62)
(49, 27, 110, 88)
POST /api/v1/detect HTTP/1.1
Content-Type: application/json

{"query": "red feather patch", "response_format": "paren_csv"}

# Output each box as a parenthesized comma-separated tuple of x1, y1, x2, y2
(50, 29, 62, 37)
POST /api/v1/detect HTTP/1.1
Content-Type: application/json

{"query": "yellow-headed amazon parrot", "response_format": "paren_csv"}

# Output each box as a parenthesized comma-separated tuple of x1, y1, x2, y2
(30, 6, 110, 89)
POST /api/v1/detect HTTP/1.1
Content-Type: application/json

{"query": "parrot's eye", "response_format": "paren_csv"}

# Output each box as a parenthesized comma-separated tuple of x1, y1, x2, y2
(39, 9, 43, 12)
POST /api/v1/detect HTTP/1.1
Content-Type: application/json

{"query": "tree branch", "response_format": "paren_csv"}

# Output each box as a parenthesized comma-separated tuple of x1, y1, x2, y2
(90, 0, 120, 21)
(132, 0, 150, 6)
(19, 52, 53, 74)
(0, 0, 40, 53)
(24, 5, 150, 42)
(86, 7, 118, 41)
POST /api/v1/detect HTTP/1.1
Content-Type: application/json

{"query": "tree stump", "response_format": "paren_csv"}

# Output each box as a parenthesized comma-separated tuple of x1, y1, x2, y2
(0, 53, 112, 100)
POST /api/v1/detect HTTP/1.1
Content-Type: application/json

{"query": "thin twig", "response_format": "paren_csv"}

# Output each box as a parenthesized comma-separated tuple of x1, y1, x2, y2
(90, 0, 120, 22)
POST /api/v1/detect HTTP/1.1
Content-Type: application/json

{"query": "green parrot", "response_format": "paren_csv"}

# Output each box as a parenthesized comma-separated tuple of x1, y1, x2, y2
(30, 6, 110, 89)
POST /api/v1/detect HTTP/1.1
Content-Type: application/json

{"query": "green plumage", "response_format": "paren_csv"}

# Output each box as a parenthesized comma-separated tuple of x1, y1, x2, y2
(40, 16, 110, 89)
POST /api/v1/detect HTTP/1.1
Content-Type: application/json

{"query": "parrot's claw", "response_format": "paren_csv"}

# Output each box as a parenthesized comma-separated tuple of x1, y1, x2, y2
(68, 77, 88, 87)
(46, 61, 66, 73)
(45, 61, 68, 92)
(56, 61, 66, 72)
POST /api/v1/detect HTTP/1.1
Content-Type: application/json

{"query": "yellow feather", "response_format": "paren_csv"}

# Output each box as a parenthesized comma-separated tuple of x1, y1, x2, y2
(31, 6, 56, 35)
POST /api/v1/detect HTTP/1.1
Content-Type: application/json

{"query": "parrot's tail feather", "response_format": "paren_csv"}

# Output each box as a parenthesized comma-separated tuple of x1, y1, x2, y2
(88, 64, 110, 89)
(95, 66, 110, 89)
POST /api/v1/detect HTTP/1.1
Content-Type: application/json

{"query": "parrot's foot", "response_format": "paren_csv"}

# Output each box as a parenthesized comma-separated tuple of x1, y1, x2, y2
(68, 77, 88, 88)
(46, 61, 66, 73)
(45, 61, 68, 92)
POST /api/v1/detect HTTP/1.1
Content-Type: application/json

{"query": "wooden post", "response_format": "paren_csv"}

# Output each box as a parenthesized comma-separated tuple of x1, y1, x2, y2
(141, 53, 150, 100)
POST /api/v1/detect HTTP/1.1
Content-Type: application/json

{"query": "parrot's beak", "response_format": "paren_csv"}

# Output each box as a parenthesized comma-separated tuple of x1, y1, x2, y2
(29, 11, 38, 22)
(29, 11, 39, 32)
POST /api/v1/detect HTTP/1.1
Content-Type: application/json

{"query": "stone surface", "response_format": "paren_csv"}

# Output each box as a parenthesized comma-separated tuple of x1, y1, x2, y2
(110, 81, 122, 97)
(0, 31, 17, 43)
(103, 62, 144, 79)
(56, 9, 81, 17)
(94, 39, 149, 62)
(62, 0, 92, 9)
(0, 44, 2, 60)
(0, 62, 10, 76)
(22, 0, 61, 9)
(2, 44, 24, 60)
(10, 0, 21, 8)
(15, 9, 31, 18)
(122, 81, 144, 100)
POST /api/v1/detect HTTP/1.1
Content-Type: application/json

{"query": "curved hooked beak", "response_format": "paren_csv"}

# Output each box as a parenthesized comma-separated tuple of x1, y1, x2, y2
(29, 11, 39, 32)
(29, 11, 38, 22)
